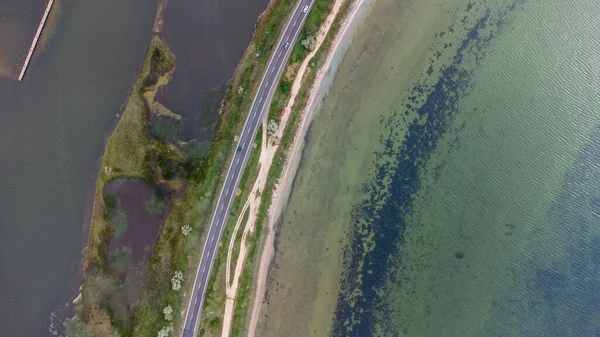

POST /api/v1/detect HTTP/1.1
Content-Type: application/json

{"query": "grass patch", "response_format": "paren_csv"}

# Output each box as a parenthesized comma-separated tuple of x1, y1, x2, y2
(73, 35, 188, 336)
(198, 131, 262, 337)
(126, 0, 308, 331)
(72, 0, 352, 336)
(103, 193, 118, 221)
(266, 0, 332, 123)
(84, 36, 177, 274)
(289, 0, 332, 63)
(227, 1, 354, 335)
(114, 211, 128, 238)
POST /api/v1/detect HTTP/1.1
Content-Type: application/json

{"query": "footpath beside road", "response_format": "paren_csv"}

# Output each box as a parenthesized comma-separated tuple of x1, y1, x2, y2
(247, 0, 369, 334)
(180, 1, 315, 336)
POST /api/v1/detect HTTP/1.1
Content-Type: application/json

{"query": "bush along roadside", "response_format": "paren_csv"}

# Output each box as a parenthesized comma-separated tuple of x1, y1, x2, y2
(63, 0, 353, 336)
(196, 0, 355, 336)
(63, 0, 336, 335)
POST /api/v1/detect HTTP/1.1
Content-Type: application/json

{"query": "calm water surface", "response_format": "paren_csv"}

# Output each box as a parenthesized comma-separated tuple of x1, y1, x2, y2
(1, 0, 276, 335)
(258, 0, 600, 336)
(333, 0, 600, 335)
(157, 0, 269, 141)
(0, 0, 156, 335)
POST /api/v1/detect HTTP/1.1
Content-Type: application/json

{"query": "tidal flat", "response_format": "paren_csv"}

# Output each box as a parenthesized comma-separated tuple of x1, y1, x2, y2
(258, 0, 600, 336)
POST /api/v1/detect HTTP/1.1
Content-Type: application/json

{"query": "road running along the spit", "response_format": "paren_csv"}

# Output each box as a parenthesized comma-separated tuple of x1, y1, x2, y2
(180, 0, 315, 336)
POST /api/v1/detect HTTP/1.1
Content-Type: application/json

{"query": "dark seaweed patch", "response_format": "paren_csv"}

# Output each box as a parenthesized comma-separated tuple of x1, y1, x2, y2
(331, 2, 524, 336)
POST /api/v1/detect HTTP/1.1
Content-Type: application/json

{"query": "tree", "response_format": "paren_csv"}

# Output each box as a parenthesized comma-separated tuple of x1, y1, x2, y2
(163, 305, 173, 321)
(301, 35, 316, 51)
(171, 271, 183, 291)
(181, 224, 192, 236)
(157, 325, 173, 337)
(279, 80, 292, 95)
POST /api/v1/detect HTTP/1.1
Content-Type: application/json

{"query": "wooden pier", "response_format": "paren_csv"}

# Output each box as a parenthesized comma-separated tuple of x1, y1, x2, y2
(18, 0, 54, 81)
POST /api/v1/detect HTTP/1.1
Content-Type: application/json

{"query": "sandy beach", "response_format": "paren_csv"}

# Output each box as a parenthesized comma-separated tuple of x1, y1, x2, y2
(246, 0, 374, 335)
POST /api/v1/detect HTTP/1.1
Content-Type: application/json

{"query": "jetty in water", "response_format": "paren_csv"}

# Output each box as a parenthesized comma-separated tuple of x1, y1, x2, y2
(18, 0, 54, 81)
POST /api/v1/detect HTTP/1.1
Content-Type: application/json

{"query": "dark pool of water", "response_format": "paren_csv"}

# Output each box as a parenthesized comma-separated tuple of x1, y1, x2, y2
(104, 180, 164, 264)
(156, 0, 270, 142)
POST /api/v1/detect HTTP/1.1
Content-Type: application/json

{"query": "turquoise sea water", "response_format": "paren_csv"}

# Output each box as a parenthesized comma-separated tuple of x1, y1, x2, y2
(330, 0, 600, 336)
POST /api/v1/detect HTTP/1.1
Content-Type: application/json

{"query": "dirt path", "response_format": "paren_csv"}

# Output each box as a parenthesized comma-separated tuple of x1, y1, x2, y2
(219, 0, 350, 335)
(221, 118, 271, 337)
(243, 0, 368, 335)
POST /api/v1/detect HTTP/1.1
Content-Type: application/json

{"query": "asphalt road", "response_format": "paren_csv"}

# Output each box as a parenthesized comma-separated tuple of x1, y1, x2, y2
(180, 0, 314, 335)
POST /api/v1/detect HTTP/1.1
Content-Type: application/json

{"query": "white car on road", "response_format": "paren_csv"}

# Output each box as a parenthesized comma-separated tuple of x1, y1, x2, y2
(303, 5, 309, 13)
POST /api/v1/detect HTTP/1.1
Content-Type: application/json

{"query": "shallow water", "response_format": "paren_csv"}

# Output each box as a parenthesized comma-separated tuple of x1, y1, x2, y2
(104, 180, 163, 264)
(259, 0, 600, 336)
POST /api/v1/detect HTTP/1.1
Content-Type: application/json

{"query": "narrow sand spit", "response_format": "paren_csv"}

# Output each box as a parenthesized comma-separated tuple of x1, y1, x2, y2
(219, 0, 356, 335)
(245, 0, 371, 335)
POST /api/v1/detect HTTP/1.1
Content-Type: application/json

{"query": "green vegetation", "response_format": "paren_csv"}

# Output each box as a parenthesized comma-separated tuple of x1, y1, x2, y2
(146, 190, 166, 215)
(278, 78, 292, 95)
(267, 0, 332, 124)
(73, 0, 352, 336)
(102, 193, 118, 221)
(195, 1, 354, 336)
(74, 0, 309, 330)
(290, 0, 332, 63)
(112, 246, 134, 270)
(198, 131, 262, 337)
(229, 1, 354, 335)
(114, 211, 128, 238)
(85, 36, 179, 274)
(73, 35, 186, 337)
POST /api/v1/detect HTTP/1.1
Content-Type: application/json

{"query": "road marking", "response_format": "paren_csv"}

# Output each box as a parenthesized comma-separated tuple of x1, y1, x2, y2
(259, 96, 263, 103)
(211, 235, 215, 243)
(182, 2, 311, 334)
(236, 157, 240, 164)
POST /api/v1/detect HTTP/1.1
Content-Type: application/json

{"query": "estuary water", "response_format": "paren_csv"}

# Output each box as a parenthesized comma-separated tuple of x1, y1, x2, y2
(0, 0, 156, 335)
(258, 0, 600, 336)
(158, 0, 269, 142)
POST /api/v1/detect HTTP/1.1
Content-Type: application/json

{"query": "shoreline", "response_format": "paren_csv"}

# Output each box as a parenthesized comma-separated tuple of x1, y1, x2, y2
(247, 0, 374, 334)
